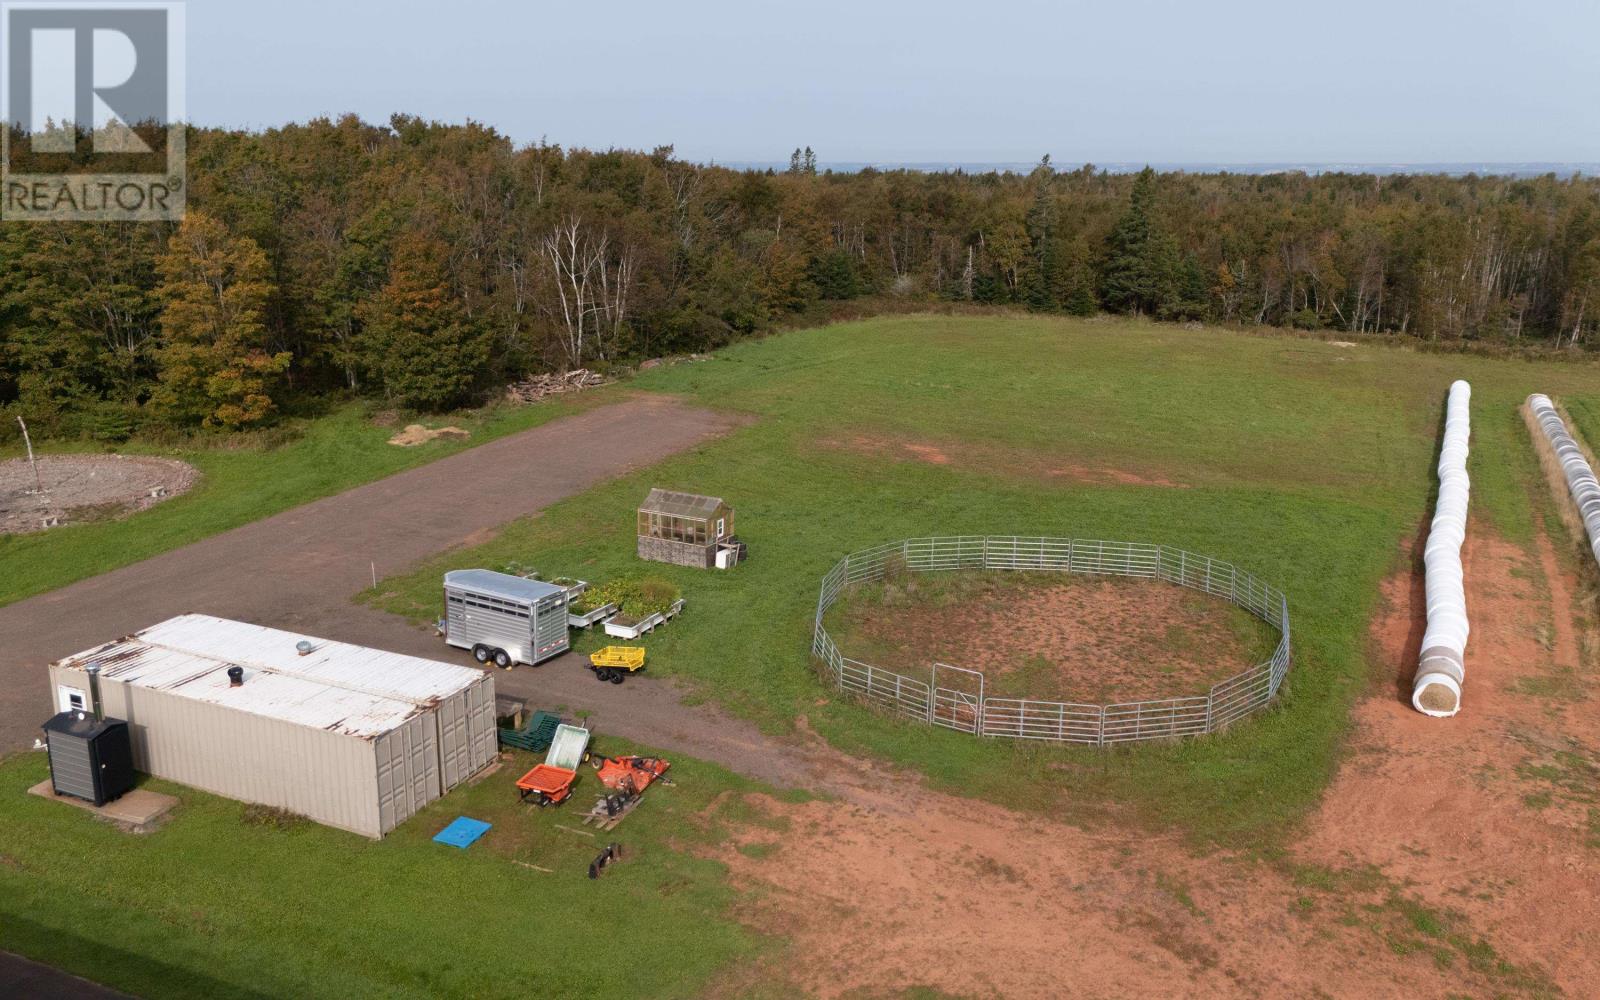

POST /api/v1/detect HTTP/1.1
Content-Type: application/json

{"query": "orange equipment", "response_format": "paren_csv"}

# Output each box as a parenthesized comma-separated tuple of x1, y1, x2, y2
(514, 723, 591, 807)
(591, 755, 672, 796)
(516, 763, 579, 807)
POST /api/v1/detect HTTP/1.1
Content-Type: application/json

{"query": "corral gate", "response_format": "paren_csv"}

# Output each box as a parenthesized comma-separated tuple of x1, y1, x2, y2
(931, 663, 984, 733)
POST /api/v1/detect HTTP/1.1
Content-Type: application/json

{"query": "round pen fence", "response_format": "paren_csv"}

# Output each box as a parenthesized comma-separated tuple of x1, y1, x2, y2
(812, 537, 1292, 746)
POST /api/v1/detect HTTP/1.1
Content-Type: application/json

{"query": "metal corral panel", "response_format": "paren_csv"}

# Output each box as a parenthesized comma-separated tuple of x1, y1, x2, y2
(47, 615, 502, 837)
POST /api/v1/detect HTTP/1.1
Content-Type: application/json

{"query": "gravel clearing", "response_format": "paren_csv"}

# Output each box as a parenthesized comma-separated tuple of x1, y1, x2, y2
(0, 455, 198, 535)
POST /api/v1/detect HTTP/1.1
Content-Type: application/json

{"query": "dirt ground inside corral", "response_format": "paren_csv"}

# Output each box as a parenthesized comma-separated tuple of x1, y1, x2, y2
(706, 523, 1598, 998)
(0, 455, 196, 535)
(830, 574, 1276, 703)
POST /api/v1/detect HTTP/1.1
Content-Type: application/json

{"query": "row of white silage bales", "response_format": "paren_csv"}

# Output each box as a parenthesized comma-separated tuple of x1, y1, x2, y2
(1528, 393, 1600, 567)
(1413, 379, 1472, 718)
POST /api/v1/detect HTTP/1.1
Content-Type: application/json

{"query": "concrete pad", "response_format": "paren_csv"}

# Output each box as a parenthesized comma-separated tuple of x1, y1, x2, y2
(28, 780, 178, 833)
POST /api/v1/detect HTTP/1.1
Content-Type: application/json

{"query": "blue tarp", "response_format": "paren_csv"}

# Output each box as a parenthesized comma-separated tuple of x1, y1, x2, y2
(433, 816, 491, 849)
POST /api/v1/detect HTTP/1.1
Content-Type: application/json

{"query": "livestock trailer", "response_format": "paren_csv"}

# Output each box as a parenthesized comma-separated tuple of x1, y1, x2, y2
(48, 615, 498, 838)
(443, 569, 571, 667)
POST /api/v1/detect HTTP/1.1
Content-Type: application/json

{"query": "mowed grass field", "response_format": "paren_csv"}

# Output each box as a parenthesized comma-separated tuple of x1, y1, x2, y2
(5, 312, 1600, 997)
(369, 314, 1600, 843)
(0, 745, 779, 999)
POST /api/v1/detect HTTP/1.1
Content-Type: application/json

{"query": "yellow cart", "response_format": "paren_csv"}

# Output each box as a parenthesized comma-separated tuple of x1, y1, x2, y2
(588, 645, 646, 684)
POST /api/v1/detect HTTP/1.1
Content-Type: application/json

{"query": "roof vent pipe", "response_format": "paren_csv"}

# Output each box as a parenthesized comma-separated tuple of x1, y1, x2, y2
(85, 661, 104, 722)
(227, 666, 244, 687)
(295, 640, 314, 656)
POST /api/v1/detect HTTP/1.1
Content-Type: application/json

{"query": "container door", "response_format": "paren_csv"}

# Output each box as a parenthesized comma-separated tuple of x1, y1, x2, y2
(435, 695, 468, 791)
(374, 731, 404, 835)
(414, 711, 440, 801)
(463, 675, 497, 773)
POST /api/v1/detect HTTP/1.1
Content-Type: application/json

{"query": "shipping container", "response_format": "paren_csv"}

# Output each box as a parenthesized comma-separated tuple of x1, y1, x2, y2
(48, 615, 498, 838)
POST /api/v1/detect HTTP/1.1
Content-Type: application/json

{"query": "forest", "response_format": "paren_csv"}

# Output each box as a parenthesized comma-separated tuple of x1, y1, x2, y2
(5, 115, 1600, 439)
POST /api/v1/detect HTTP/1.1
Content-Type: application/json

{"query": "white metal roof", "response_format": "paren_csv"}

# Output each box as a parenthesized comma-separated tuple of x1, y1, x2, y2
(53, 614, 487, 739)
(444, 569, 566, 603)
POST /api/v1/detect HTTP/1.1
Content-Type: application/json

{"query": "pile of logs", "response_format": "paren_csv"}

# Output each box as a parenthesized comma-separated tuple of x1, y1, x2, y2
(504, 369, 607, 404)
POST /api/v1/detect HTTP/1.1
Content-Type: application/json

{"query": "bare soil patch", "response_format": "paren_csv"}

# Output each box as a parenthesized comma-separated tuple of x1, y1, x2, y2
(703, 733, 1550, 999)
(823, 433, 1186, 488)
(1299, 523, 1600, 996)
(0, 455, 196, 535)
(387, 424, 470, 447)
(827, 573, 1276, 702)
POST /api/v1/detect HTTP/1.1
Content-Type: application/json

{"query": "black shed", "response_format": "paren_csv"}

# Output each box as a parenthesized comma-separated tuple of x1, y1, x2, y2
(42, 711, 135, 807)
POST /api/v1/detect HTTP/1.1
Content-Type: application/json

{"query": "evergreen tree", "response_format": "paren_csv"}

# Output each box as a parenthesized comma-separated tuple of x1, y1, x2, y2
(807, 248, 860, 299)
(1100, 167, 1179, 316)
(357, 235, 487, 410)
(1056, 236, 1099, 316)
(152, 213, 289, 429)
(1024, 156, 1058, 310)
(788, 148, 803, 175)
(802, 146, 817, 175)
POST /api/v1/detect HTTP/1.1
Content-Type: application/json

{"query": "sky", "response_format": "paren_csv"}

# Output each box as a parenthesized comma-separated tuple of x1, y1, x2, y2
(184, 0, 1600, 166)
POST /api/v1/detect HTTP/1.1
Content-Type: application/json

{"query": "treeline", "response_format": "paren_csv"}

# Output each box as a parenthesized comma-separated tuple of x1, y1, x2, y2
(5, 116, 1600, 439)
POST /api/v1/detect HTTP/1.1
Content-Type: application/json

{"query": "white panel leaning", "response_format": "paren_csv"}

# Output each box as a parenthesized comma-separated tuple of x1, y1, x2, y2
(1413, 380, 1472, 718)
(1529, 394, 1600, 569)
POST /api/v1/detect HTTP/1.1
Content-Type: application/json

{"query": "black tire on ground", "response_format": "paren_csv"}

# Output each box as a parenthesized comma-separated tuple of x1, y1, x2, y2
(608, 671, 625, 685)
(493, 649, 512, 669)
(593, 667, 608, 682)
(472, 644, 490, 664)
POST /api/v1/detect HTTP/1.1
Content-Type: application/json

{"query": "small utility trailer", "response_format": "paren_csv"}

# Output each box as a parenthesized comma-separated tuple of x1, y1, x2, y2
(588, 646, 646, 684)
(442, 569, 570, 669)
(515, 724, 591, 807)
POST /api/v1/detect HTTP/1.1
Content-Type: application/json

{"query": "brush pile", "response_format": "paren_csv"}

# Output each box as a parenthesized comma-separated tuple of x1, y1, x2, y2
(504, 369, 606, 404)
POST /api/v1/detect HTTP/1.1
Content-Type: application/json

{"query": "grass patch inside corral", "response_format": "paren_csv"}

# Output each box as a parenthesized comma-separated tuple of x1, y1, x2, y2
(364, 315, 1600, 847)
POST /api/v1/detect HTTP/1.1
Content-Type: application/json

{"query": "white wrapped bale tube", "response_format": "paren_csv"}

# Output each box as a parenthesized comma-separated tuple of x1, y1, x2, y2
(1528, 393, 1600, 568)
(1413, 380, 1472, 717)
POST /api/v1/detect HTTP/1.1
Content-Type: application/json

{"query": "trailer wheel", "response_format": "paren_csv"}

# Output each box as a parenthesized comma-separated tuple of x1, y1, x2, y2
(608, 670, 626, 684)
(472, 644, 490, 664)
(492, 649, 512, 669)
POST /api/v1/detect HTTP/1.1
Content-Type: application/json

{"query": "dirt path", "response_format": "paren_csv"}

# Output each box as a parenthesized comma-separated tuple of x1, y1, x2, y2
(0, 396, 764, 765)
